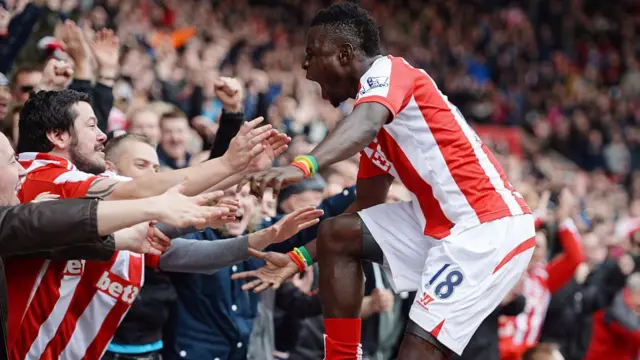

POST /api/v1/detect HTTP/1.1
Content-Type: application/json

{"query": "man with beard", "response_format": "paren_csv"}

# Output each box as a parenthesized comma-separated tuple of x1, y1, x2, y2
(0, 131, 241, 360)
(8, 89, 289, 359)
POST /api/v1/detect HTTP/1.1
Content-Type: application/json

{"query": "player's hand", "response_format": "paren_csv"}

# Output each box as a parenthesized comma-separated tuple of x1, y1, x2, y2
(115, 221, 172, 256)
(221, 117, 282, 171)
(150, 181, 229, 229)
(250, 206, 324, 248)
(231, 248, 299, 292)
(238, 165, 306, 199)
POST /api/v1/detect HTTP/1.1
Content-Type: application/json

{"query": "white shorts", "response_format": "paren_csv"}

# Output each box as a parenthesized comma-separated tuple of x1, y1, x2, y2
(358, 201, 535, 355)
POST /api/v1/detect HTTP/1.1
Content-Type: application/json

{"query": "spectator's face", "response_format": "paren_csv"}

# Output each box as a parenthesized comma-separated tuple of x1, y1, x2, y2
(107, 140, 159, 179)
(303, 26, 354, 107)
(582, 233, 606, 265)
(61, 102, 107, 174)
(0, 85, 10, 119)
(260, 188, 277, 218)
(0, 133, 26, 205)
(224, 185, 256, 236)
(12, 71, 42, 104)
(159, 117, 189, 160)
(529, 231, 547, 270)
(128, 111, 161, 146)
(281, 190, 323, 213)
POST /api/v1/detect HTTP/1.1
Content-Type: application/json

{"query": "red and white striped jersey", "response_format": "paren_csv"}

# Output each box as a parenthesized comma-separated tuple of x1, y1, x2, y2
(498, 218, 584, 360)
(7, 152, 158, 360)
(355, 56, 530, 239)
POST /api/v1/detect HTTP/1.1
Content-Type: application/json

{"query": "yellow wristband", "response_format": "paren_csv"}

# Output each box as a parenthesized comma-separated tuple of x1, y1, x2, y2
(295, 157, 315, 175)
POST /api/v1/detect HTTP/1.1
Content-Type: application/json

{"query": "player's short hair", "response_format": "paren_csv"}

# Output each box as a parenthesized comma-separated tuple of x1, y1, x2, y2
(17, 90, 90, 153)
(523, 343, 560, 360)
(310, 2, 381, 57)
(104, 133, 153, 163)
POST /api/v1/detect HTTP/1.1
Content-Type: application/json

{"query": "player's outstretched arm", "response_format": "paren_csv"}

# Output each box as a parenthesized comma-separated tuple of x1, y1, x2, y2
(88, 117, 288, 200)
(309, 102, 390, 168)
(241, 103, 391, 198)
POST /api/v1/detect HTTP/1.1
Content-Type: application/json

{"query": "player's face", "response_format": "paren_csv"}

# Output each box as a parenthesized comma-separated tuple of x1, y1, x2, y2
(109, 140, 160, 179)
(0, 133, 26, 205)
(69, 102, 107, 174)
(303, 26, 353, 107)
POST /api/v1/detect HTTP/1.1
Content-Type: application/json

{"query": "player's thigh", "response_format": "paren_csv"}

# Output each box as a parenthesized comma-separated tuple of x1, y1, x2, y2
(357, 201, 433, 292)
(408, 214, 535, 356)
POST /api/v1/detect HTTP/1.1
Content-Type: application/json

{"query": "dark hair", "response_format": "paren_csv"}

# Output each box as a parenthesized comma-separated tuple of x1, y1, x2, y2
(310, 2, 381, 57)
(17, 90, 90, 153)
(10, 64, 42, 90)
(104, 133, 152, 159)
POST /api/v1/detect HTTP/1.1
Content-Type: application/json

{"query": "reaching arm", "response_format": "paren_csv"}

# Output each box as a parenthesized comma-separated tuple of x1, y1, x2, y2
(90, 158, 234, 200)
(0, 199, 114, 258)
(89, 118, 277, 200)
(308, 103, 390, 168)
(547, 218, 585, 293)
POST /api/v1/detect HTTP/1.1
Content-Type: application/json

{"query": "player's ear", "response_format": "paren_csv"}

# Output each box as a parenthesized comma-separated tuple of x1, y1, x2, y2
(338, 43, 353, 65)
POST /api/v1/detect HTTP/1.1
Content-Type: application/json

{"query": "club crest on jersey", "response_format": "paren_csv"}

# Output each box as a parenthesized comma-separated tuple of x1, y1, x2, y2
(359, 76, 389, 96)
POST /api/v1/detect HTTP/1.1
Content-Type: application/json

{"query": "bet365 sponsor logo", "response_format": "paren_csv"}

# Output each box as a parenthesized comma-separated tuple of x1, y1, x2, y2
(64, 260, 85, 276)
(96, 271, 139, 304)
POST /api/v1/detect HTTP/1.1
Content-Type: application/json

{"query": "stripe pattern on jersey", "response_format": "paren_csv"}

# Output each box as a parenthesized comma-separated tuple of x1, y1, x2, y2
(9, 152, 149, 360)
(354, 56, 530, 239)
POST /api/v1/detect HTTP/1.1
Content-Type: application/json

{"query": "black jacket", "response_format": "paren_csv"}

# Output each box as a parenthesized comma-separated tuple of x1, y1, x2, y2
(539, 259, 628, 360)
(0, 198, 116, 360)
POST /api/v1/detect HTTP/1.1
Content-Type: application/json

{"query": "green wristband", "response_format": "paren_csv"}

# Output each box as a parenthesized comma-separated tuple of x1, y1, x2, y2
(298, 246, 313, 266)
(305, 155, 319, 174)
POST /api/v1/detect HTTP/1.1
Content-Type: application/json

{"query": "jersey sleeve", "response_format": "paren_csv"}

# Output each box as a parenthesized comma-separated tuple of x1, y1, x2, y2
(19, 168, 102, 202)
(145, 253, 161, 269)
(357, 151, 388, 179)
(353, 56, 415, 117)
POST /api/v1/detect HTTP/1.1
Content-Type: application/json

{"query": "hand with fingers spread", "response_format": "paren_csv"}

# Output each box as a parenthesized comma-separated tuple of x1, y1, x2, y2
(248, 206, 324, 250)
(89, 28, 120, 80)
(115, 221, 172, 256)
(238, 165, 306, 199)
(197, 192, 240, 229)
(148, 181, 228, 229)
(231, 248, 299, 292)
(221, 117, 290, 172)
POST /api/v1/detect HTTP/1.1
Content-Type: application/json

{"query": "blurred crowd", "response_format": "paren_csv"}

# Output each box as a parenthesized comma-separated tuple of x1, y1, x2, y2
(0, 0, 639, 359)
